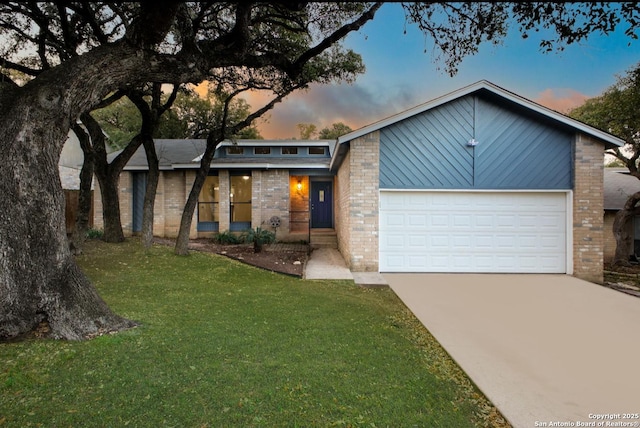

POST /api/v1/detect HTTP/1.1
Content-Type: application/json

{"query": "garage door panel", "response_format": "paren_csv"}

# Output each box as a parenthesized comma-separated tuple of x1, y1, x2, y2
(541, 235, 564, 248)
(429, 255, 449, 269)
(428, 236, 448, 250)
(496, 214, 517, 228)
(385, 255, 405, 269)
(384, 213, 405, 227)
(408, 255, 428, 268)
(408, 214, 427, 227)
(429, 214, 449, 228)
(450, 235, 470, 249)
(452, 214, 472, 227)
(473, 235, 494, 249)
(380, 191, 567, 273)
(519, 235, 538, 248)
(496, 235, 516, 248)
(475, 215, 494, 227)
(519, 215, 539, 228)
(408, 235, 427, 248)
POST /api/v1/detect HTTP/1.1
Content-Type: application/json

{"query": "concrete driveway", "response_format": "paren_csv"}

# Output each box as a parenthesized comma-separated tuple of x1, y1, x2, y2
(384, 274, 640, 428)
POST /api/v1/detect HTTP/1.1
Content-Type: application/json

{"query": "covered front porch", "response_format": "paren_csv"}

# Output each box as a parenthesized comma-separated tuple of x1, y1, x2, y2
(289, 174, 336, 245)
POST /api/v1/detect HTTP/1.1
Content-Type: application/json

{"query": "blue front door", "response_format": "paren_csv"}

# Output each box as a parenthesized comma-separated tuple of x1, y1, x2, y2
(311, 181, 333, 228)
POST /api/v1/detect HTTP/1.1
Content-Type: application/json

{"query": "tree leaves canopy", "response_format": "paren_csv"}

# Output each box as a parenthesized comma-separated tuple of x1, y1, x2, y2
(92, 87, 263, 147)
(570, 61, 640, 175)
(3, 3, 640, 91)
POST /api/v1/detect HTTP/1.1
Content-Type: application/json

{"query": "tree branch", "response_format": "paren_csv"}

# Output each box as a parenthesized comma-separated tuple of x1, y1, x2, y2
(290, 2, 383, 77)
(127, 1, 181, 47)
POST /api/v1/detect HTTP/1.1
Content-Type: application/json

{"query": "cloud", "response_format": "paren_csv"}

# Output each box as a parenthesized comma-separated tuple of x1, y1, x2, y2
(244, 82, 421, 139)
(534, 88, 590, 114)
(244, 83, 592, 139)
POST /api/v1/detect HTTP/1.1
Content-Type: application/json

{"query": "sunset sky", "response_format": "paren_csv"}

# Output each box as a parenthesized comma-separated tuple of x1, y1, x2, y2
(241, 3, 640, 139)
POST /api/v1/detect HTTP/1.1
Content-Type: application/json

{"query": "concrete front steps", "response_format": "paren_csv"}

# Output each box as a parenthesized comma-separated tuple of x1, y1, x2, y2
(310, 228, 337, 249)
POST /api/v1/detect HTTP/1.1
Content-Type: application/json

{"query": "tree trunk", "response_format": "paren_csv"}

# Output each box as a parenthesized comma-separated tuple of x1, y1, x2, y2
(128, 83, 178, 250)
(92, 134, 145, 244)
(69, 124, 95, 254)
(612, 191, 640, 266)
(0, 32, 204, 341)
(175, 140, 219, 255)
(141, 136, 159, 250)
(0, 88, 136, 341)
(83, 111, 142, 244)
(94, 170, 126, 243)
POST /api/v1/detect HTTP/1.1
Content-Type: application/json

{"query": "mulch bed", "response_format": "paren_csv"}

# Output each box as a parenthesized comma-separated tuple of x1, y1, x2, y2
(154, 238, 309, 278)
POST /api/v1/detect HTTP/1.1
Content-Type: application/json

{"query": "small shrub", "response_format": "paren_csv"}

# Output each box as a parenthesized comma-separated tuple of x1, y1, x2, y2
(214, 230, 242, 245)
(244, 227, 276, 253)
(85, 228, 104, 239)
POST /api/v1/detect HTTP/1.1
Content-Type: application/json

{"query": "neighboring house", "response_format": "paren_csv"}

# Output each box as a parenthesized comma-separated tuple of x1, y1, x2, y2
(603, 168, 640, 261)
(94, 80, 624, 283)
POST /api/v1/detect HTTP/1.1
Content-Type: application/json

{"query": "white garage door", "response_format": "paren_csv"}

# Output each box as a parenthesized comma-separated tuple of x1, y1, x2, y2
(379, 191, 568, 273)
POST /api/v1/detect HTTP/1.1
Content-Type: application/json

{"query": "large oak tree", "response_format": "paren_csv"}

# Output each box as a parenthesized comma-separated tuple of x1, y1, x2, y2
(1, 2, 639, 341)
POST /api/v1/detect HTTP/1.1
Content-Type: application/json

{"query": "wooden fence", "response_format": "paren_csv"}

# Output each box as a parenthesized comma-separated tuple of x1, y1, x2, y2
(64, 190, 94, 235)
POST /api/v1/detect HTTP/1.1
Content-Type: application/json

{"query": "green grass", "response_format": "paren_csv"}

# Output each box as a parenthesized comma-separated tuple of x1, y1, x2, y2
(0, 239, 508, 428)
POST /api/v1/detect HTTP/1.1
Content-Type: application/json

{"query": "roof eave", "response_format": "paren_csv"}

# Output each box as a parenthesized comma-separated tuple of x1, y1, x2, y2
(170, 162, 330, 170)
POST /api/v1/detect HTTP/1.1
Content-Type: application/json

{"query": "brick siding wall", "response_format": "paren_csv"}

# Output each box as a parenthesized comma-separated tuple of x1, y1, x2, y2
(217, 170, 230, 233)
(93, 169, 327, 243)
(153, 172, 166, 234)
(335, 150, 352, 264)
(573, 133, 605, 283)
(337, 132, 380, 271)
(251, 170, 290, 240)
(92, 172, 133, 235)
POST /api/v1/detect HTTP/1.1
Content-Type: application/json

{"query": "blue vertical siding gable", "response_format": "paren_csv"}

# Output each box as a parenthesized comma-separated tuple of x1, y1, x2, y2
(379, 94, 573, 190)
(380, 97, 475, 189)
(474, 98, 572, 189)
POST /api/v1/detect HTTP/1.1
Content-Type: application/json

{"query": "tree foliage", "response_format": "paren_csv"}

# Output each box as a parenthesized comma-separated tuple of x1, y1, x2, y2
(297, 121, 353, 139)
(403, 2, 640, 74)
(319, 122, 353, 139)
(92, 88, 263, 147)
(297, 123, 318, 139)
(90, 97, 141, 150)
(570, 63, 640, 175)
(157, 88, 263, 140)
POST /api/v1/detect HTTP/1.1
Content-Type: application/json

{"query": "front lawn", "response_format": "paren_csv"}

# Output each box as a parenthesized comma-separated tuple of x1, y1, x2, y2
(0, 240, 509, 427)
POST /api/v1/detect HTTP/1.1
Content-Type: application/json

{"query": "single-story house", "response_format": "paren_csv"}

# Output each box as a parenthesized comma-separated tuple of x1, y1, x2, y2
(94, 80, 624, 283)
(604, 167, 640, 261)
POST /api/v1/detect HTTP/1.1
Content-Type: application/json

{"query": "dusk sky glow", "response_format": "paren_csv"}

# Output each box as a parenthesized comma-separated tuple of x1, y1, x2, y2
(246, 3, 640, 139)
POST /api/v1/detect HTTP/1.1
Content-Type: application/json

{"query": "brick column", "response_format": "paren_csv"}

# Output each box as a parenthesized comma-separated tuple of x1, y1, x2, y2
(251, 170, 262, 230)
(257, 170, 290, 239)
(347, 131, 380, 271)
(218, 170, 230, 232)
(335, 151, 352, 264)
(153, 171, 166, 236)
(92, 176, 103, 230)
(185, 171, 197, 238)
(119, 172, 133, 236)
(573, 133, 604, 284)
